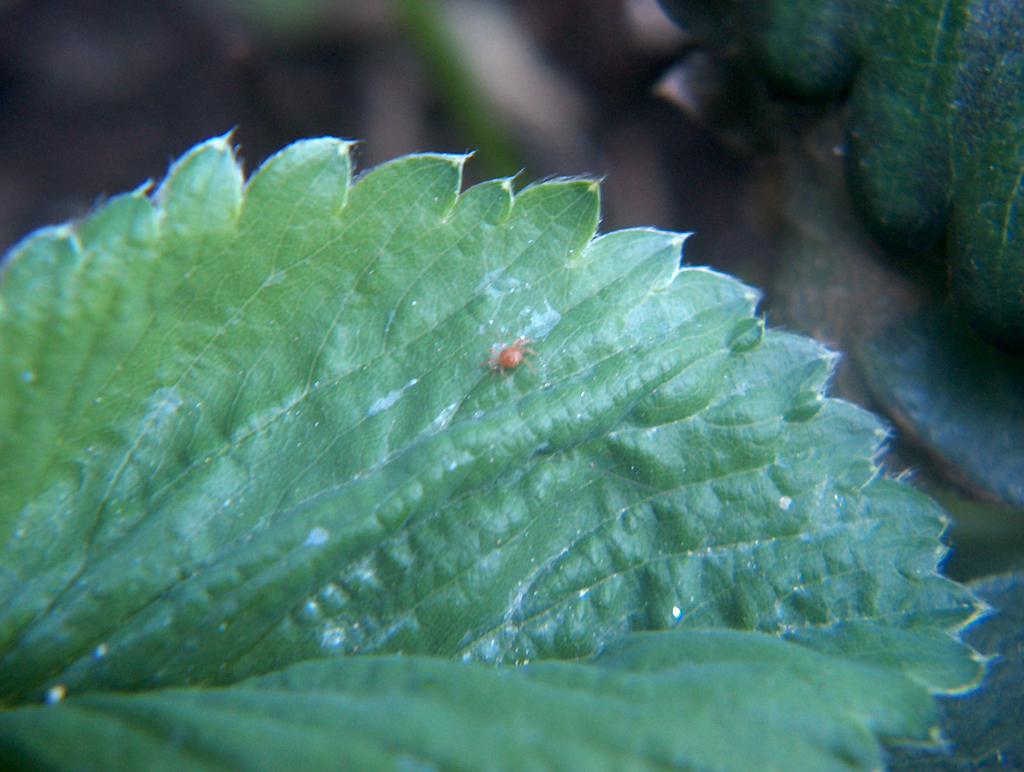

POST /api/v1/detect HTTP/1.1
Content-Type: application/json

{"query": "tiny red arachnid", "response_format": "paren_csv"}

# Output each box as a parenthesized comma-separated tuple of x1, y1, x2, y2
(483, 334, 536, 377)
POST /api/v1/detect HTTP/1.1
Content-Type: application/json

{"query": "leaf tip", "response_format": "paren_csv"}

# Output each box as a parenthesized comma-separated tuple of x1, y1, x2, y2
(440, 151, 474, 176)
(153, 131, 243, 226)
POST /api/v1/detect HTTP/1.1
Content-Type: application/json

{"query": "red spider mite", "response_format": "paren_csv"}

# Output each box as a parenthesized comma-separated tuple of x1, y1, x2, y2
(483, 333, 536, 377)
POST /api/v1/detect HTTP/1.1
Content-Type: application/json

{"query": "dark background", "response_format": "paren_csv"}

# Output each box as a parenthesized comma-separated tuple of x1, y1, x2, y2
(0, 0, 773, 279)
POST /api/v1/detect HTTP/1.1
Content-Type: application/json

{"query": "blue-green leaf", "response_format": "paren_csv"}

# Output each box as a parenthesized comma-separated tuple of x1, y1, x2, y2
(0, 136, 984, 769)
(0, 629, 982, 772)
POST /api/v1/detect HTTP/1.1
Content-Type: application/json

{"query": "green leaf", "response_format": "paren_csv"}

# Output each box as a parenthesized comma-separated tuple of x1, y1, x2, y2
(888, 572, 1024, 772)
(0, 629, 982, 772)
(947, 1, 1024, 352)
(670, 0, 1024, 350)
(0, 135, 984, 768)
(856, 304, 1024, 508)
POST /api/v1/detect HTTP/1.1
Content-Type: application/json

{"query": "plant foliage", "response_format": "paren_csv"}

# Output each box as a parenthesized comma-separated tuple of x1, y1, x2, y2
(0, 136, 983, 770)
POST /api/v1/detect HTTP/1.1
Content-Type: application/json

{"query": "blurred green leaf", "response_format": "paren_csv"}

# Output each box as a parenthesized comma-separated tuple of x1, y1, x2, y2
(0, 629, 983, 772)
(888, 572, 1024, 772)
(856, 304, 1024, 509)
(659, 0, 1024, 351)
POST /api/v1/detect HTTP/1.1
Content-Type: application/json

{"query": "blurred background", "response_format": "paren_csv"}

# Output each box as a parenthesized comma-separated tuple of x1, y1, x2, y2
(0, 0, 774, 278)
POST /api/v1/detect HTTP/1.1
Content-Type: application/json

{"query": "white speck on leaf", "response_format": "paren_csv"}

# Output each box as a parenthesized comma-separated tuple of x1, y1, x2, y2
(262, 268, 286, 287)
(321, 626, 345, 648)
(432, 403, 458, 430)
(44, 685, 66, 705)
(305, 526, 329, 546)
(366, 379, 418, 417)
